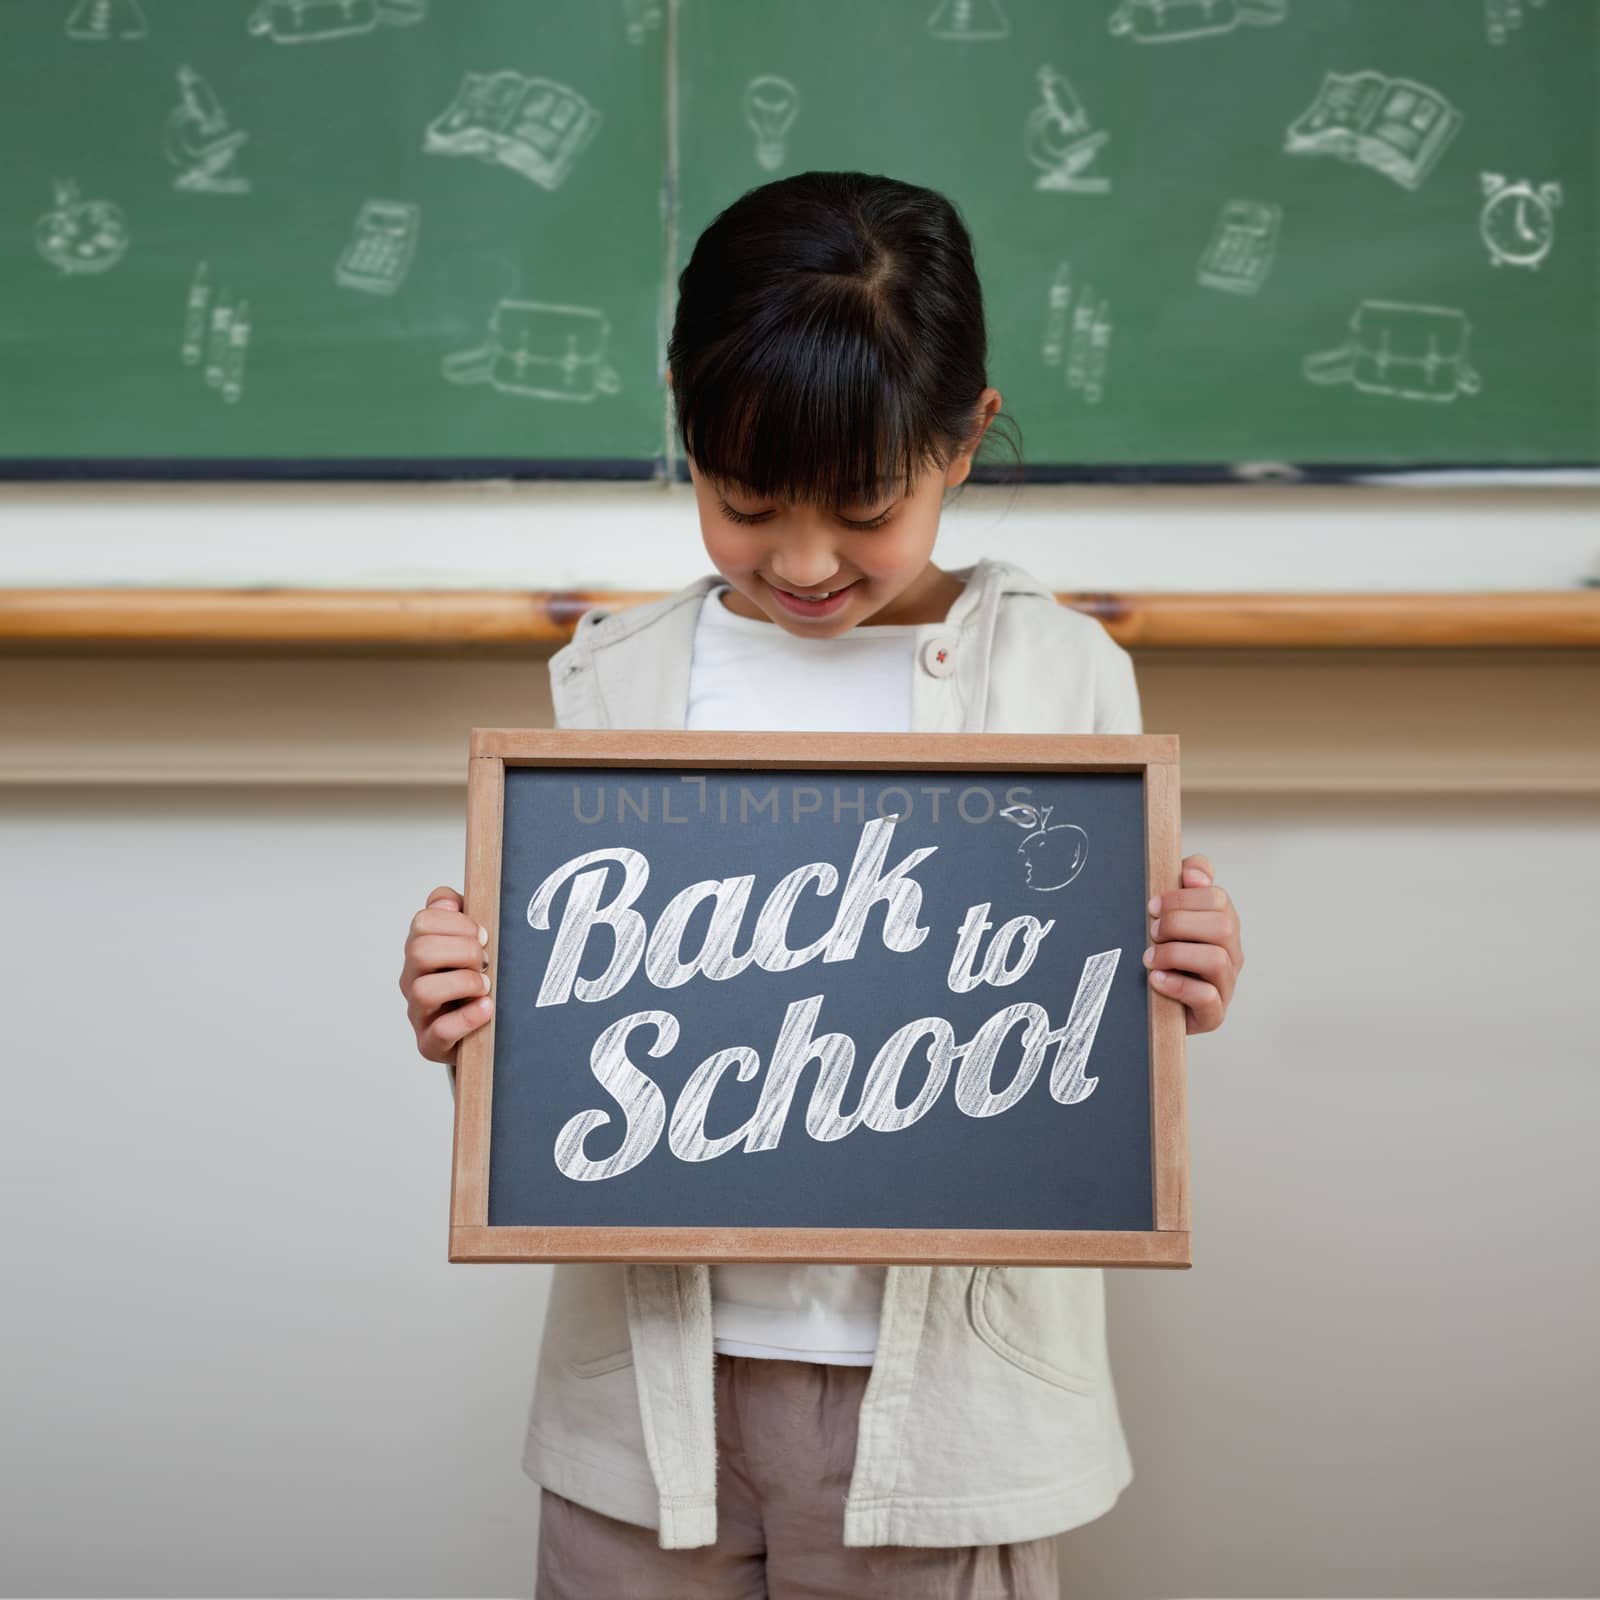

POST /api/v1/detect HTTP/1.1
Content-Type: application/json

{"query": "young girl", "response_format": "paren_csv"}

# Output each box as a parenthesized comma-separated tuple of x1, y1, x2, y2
(399, 170, 1244, 1599)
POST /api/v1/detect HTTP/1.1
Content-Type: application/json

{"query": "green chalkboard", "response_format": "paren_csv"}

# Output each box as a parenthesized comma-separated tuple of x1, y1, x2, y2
(1, 0, 1596, 478)
(676, 0, 1599, 475)
(0, 0, 666, 474)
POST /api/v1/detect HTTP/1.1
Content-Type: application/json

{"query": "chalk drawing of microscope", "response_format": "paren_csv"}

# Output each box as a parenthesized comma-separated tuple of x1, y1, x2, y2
(166, 66, 250, 194)
(1025, 65, 1111, 193)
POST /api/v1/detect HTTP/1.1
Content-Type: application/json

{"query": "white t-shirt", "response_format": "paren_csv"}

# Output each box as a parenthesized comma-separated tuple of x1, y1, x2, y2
(686, 583, 920, 1364)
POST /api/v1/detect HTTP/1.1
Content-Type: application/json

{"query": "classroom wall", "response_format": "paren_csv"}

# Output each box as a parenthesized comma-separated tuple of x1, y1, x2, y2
(1, 479, 1598, 592)
(2, 482, 1598, 1598)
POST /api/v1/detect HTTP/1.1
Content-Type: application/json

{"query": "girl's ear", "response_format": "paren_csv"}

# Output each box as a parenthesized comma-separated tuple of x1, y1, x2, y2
(973, 386, 1002, 442)
(945, 387, 1002, 487)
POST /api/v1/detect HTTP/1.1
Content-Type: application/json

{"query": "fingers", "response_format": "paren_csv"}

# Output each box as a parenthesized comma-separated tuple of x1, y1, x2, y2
(1150, 905, 1239, 956)
(400, 932, 486, 995)
(1148, 860, 1239, 1033)
(1149, 968, 1224, 1034)
(1148, 890, 1243, 973)
(409, 965, 491, 1021)
(402, 885, 495, 1064)
(1148, 885, 1230, 916)
(1143, 938, 1236, 1009)
(417, 994, 494, 1064)
(409, 901, 487, 946)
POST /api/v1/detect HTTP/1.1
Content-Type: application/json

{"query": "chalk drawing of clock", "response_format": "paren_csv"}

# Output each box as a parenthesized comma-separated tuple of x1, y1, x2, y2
(1479, 173, 1562, 269)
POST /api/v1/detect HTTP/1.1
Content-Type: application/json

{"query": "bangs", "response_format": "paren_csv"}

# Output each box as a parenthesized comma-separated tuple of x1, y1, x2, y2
(673, 282, 947, 508)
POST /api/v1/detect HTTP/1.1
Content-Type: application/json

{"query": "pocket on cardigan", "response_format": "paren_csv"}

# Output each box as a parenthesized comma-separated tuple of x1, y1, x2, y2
(565, 1344, 634, 1378)
(965, 1266, 1100, 1396)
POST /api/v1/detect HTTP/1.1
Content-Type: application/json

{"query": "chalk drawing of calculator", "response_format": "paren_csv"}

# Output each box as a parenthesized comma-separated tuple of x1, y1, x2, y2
(1196, 200, 1281, 296)
(336, 200, 420, 295)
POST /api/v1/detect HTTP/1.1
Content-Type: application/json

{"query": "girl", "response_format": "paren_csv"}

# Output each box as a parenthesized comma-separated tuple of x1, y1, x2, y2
(399, 170, 1244, 1599)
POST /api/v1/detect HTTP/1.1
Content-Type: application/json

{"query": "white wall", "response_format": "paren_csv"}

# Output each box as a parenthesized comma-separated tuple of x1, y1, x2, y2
(2, 481, 1598, 1598)
(2, 783, 1596, 1596)
(0, 479, 1597, 592)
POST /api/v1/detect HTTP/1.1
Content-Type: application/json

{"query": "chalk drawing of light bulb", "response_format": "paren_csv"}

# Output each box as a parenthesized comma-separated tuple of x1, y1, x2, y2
(1000, 802, 1089, 892)
(744, 76, 799, 171)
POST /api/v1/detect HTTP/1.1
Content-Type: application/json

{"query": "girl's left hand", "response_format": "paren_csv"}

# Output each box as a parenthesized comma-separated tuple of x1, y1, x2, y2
(1143, 853, 1243, 1036)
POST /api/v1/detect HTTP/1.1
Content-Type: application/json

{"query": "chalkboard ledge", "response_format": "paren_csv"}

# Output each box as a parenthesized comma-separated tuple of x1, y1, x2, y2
(0, 589, 1596, 652)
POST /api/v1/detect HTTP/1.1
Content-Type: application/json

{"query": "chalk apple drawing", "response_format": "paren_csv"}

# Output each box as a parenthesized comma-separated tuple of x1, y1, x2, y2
(1000, 803, 1088, 891)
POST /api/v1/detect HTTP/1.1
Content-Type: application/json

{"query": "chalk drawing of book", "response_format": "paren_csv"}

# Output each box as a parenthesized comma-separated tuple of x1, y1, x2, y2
(443, 301, 622, 402)
(1026, 65, 1110, 193)
(1285, 71, 1461, 191)
(424, 72, 601, 191)
(247, 0, 425, 45)
(1109, 0, 1285, 44)
(1303, 301, 1481, 404)
(66, 0, 147, 41)
(36, 180, 129, 275)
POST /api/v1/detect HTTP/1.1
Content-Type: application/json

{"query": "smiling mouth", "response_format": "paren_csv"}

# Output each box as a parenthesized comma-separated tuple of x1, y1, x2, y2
(769, 579, 857, 602)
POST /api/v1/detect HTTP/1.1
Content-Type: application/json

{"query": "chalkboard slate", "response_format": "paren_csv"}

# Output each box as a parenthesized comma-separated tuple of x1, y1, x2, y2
(449, 730, 1190, 1268)
(10, 0, 1587, 477)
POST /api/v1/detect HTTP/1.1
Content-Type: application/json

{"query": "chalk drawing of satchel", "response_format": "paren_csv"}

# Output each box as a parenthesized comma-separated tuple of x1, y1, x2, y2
(247, 0, 425, 45)
(1303, 300, 1482, 404)
(442, 301, 623, 403)
(1109, 0, 1286, 42)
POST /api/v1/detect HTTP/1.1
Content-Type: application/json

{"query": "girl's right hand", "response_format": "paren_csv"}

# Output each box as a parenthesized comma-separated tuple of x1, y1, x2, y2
(399, 885, 493, 1065)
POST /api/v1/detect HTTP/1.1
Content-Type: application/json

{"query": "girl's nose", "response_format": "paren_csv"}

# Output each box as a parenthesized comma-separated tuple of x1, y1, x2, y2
(768, 543, 844, 591)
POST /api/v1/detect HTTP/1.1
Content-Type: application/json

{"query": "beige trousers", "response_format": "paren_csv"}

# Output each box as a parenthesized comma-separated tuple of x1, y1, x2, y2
(536, 1353, 1060, 1599)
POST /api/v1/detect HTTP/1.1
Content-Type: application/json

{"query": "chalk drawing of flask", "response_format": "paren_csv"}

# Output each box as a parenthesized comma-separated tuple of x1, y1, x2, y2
(443, 301, 622, 402)
(928, 0, 1010, 40)
(67, 0, 148, 40)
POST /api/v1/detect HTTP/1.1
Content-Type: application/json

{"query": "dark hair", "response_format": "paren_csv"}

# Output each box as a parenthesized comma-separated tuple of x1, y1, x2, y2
(667, 170, 1020, 507)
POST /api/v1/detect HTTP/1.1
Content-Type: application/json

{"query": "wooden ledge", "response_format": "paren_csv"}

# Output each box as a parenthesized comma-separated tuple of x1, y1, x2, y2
(0, 587, 1595, 651)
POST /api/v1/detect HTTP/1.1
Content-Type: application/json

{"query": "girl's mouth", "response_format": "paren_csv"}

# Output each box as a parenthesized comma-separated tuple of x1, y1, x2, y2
(765, 577, 859, 619)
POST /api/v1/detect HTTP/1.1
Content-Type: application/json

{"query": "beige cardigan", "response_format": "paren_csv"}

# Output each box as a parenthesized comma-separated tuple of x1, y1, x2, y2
(448, 555, 1145, 1548)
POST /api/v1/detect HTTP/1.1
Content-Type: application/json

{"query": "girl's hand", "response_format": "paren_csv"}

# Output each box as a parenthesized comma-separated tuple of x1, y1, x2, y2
(399, 885, 493, 1065)
(1142, 854, 1243, 1037)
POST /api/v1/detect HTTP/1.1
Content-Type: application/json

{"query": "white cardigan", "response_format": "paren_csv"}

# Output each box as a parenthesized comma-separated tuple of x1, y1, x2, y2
(452, 555, 1145, 1549)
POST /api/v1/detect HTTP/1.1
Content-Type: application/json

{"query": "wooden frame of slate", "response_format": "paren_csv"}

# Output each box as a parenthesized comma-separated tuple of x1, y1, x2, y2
(450, 728, 1190, 1269)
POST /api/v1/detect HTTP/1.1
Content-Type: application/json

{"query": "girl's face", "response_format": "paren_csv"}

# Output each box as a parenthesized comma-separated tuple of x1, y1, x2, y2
(686, 386, 1001, 636)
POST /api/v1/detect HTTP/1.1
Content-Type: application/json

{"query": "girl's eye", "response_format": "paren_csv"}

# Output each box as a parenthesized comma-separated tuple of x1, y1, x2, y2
(715, 498, 894, 531)
(717, 499, 773, 526)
